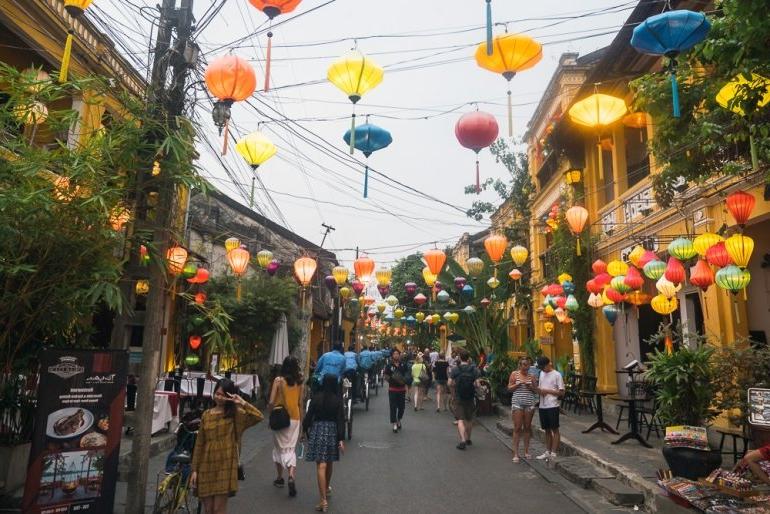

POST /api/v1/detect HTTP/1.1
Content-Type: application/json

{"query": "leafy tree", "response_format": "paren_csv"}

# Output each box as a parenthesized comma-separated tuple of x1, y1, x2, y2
(390, 253, 428, 305)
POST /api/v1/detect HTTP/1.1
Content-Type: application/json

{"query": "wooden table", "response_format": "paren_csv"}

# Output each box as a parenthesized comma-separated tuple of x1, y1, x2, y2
(609, 395, 652, 448)
(581, 391, 619, 434)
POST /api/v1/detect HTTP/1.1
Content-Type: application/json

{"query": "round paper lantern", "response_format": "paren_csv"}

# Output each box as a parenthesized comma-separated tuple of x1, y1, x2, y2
(188, 268, 209, 285)
(455, 111, 500, 192)
(565, 294, 579, 313)
(554, 296, 567, 309)
(557, 273, 573, 285)
(484, 234, 508, 263)
(235, 132, 277, 170)
(487, 276, 500, 289)
(544, 321, 555, 333)
(624, 267, 645, 291)
(628, 246, 646, 268)
(610, 276, 631, 294)
(267, 260, 280, 276)
(375, 268, 392, 286)
(668, 237, 697, 261)
(586, 279, 603, 295)
(724, 234, 754, 269)
(509, 268, 523, 281)
(569, 93, 627, 128)
(689, 259, 714, 292)
(462, 284, 474, 298)
(294, 257, 316, 287)
(228, 247, 250, 276)
(188, 335, 202, 350)
(664, 257, 686, 284)
(166, 245, 188, 275)
(354, 256, 375, 283)
(205, 55, 257, 103)
(466, 257, 485, 277)
(605, 287, 626, 304)
(565, 206, 589, 255)
(601, 290, 615, 305)
(638, 250, 658, 268)
(424, 249, 446, 276)
(594, 272, 611, 288)
(706, 242, 733, 268)
(592, 259, 608, 275)
(602, 305, 619, 326)
(651, 294, 678, 315)
(437, 290, 450, 303)
(547, 284, 564, 296)
(404, 282, 418, 296)
(607, 260, 628, 277)
(449, 312, 460, 324)
(414, 293, 427, 306)
(224, 238, 241, 253)
(716, 265, 751, 294)
(135, 279, 149, 295)
(726, 190, 756, 227)
(693, 233, 723, 258)
(643, 259, 666, 280)
(588, 293, 603, 308)
(454, 277, 467, 291)
(510, 246, 528, 267)
(185, 354, 200, 366)
(332, 266, 349, 286)
(182, 262, 198, 279)
(656, 277, 680, 299)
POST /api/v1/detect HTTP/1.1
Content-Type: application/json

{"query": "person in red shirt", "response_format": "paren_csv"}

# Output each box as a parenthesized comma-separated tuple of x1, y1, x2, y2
(734, 444, 770, 485)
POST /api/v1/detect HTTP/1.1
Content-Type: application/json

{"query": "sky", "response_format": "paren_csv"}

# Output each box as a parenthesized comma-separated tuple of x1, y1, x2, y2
(92, 0, 637, 268)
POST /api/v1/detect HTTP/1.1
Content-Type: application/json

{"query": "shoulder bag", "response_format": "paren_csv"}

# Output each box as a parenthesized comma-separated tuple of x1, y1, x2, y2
(269, 378, 291, 431)
(231, 419, 245, 481)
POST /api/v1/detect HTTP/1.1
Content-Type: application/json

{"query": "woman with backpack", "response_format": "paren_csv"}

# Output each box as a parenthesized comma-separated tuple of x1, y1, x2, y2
(269, 356, 303, 497)
(449, 350, 480, 450)
(303, 374, 345, 512)
(383, 348, 410, 432)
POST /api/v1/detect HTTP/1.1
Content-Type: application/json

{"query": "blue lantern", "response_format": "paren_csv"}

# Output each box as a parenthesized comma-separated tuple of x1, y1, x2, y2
(343, 123, 393, 198)
(561, 280, 575, 295)
(405, 315, 416, 327)
(384, 314, 395, 323)
(461, 284, 474, 298)
(602, 304, 618, 326)
(437, 290, 450, 304)
(630, 10, 710, 118)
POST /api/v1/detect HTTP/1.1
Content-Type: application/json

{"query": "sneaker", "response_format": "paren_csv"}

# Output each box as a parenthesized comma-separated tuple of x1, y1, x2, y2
(549, 451, 558, 459)
(535, 452, 550, 460)
(456, 442, 467, 450)
(393, 424, 398, 433)
(465, 439, 472, 446)
(288, 478, 296, 497)
(273, 478, 285, 488)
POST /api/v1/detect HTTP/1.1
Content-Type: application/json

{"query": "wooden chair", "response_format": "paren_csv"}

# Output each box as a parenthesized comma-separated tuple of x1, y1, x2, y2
(615, 380, 647, 430)
(562, 373, 579, 411)
(575, 375, 598, 415)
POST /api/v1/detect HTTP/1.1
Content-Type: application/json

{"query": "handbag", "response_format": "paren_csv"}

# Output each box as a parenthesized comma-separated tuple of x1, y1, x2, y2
(269, 378, 291, 431)
(231, 422, 245, 481)
(418, 364, 429, 383)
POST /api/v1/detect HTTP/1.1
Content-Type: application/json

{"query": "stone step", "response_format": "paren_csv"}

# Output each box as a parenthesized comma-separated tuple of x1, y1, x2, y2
(555, 456, 615, 488)
(591, 477, 646, 507)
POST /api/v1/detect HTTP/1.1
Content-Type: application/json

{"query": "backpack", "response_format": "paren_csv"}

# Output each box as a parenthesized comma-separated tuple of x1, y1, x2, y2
(456, 366, 476, 401)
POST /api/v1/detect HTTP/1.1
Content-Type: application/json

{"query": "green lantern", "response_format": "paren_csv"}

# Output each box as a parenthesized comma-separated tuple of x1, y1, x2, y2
(565, 294, 579, 312)
(715, 265, 751, 293)
(437, 290, 450, 303)
(610, 275, 631, 294)
(667, 237, 696, 261)
(190, 315, 206, 327)
(185, 354, 200, 366)
(643, 259, 666, 280)
(182, 262, 198, 279)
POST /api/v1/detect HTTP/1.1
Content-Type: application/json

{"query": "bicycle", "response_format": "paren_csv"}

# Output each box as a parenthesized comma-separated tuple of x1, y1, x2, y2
(152, 415, 200, 514)
(341, 377, 353, 440)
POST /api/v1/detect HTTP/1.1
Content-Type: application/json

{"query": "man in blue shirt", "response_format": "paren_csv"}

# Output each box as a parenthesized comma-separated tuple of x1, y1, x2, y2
(343, 345, 360, 401)
(315, 343, 346, 388)
(358, 346, 374, 371)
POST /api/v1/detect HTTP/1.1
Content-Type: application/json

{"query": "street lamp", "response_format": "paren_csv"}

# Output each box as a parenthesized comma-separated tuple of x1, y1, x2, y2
(564, 167, 582, 186)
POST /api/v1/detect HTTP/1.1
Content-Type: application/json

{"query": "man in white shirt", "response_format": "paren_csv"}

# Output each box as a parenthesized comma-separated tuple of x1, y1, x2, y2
(429, 349, 439, 366)
(535, 356, 564, 461)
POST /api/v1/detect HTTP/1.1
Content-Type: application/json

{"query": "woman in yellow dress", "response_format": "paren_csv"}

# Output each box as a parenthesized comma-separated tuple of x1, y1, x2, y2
(191, 378, 263, 513)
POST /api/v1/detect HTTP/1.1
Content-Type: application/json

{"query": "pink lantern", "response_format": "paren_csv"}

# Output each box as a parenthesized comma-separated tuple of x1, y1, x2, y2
(455, 111, 499, 193)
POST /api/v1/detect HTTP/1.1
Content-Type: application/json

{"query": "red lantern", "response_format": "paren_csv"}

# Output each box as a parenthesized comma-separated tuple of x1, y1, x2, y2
(689, 259, 714, 292)
(414, 293, 427, 306)
(194, 292, 207, 305)
(586, 278, 603, 295)
(423, 249, 446, 276)
(594, 272, 612, 288)
(189, 335, 202, 350)
(455, 111, 499, 193)
(547, 284, 564, 296)
(540, 285, 550, 297)
(555, 296, 567, 309)
(725, 190, 755, 227)
(664, 257, 686, 284)
(480, 298, 491, 308)
(706, 242, 733, 268)
(351, 279, 365, 296)
(592, 259, 607, 275)
(624, 266, 645, 291)
(605, 287, 626, 303)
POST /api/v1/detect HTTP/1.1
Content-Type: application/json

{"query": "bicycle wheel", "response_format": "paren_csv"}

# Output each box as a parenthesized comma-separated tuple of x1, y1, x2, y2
(153, 473, 181, 514)
(364, 381, 369, 411)
(346, 398, 353, 440)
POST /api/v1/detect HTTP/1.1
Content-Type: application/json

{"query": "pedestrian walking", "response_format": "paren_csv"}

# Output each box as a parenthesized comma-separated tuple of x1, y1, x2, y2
(411, 354, 429, 410)
(507, 357, 537, 462)
(449, 349, 480, 450)
(383, 348, 409, 432)
(422, 348, 434, 401)
(303, 375, 345, 512)
(191, 378, 263, 514)
(433, 353, 449, 412)
(269, 356, 303, 497)
(535, 356, 565, 461)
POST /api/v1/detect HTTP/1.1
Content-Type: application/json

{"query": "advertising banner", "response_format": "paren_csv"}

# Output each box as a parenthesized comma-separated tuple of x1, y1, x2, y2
(23, 349, 128, 514)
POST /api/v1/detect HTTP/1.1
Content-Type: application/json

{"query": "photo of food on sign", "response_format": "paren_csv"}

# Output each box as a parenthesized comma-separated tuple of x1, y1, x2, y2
(44, 407, 110, 451)
(36, 450, 104, 506)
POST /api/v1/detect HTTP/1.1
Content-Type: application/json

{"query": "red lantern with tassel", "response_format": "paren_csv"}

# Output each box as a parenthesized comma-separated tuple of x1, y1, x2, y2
(725, 190, 755, 227)
(706, 242, 733, 268)
(689, 259, 715, 292)
(664, 256, 686, 284)
(247, 0, 303, 92)
(455, 111, 499, 193)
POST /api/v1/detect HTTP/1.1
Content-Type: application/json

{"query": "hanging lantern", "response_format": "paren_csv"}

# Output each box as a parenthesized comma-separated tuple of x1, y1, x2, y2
(638, 250, 658, 269)
(415, 312, 425, 323)
(385, 295, 399, 307)
(624, 267, 645, 291)
(564, 294, 579, 312)
(328, 50, 384, 154)
(235, 132, 277, 170)
(353, 256, 376, 284)
(135, 279, 149, 295)
(422, 267, 437, 287)
(194, 292, 207, 305)
(628, 245, 646, 268)
(547, 284, 564, 296)
(434, 281, 444, 292)
(227, 247, 250, 276)
(716, 76, 770, 170)
(166, 246, 188, 275)
(643, 259, 666, 280)
(586, 279, 603, 295)
(187, 268, 210, 285)
(664, 257, 686, 284)
(394, 308, 404, 319)
(475, 33, 542, 137)
(689, 259, 715, 292)
(461, 284, 474, 298)
(622, 112, 650, 133)
(484, 234, 508, 263)
(267, 260, 280, 276)
(693, 233, 723, 258)
(715, 265, 751, 294)
(344, 123, 393, 198)
(651, 294, 678, 315)
(605, 287, 626, 304)
(568, 93, 627, 179)
(466, 257, 485, 277)
(630, 9, 711, 117)
(588, 293, 603, 308)
(565, 206, 589, 255)
(205, 55, 257, 152)
(607, 260, 628, 277)
(225, 238, 241, 253)
(626, 291, 651, 307)
(554, 308, 567, 323)
(255, 250, 273, 269)
(339, 287, 352, 300)
(594, 272, 612, 288)
(509, 268, 523, 281)
(706, 242, 733, 268)
(602, 305, 618, 326)
(724, 234, 754, 269)
(324, 275, 337, 291)
(332, 266, 349, 286)
(480, 297, 491, 308)
(109, 205, 131, 231)
(14, 102, 48, 126)
(463, 305, 476, 315)
(58, 0, 95, 81)
(437, 290, 450, 303)
(611, 275, 633, 294)
(510, 245, 529, 267)
(455, 111, 499, 192)
(377, 284, 391, 297)
(543, 304, 555, 318)
(656, 277, 680, 299)
(544, 321, 555, 333)
(601, 290, 615, 305)
(557, 272, 573, 285)
(424, 249, 446, 276)
(188, 335, 202, 351)
(725, 191, 756, 228)
(592, 259, 608, 275)
(294, 256, 317, 287)
(454, 277, 467, 291)
(375, 268, 393, 287)
(182, 263, 198, 279)
(185, 354, 201, 366)
(404, 282, 418, 296)
(449, 312, 460, 324)
(414, 293, 428, 306)
(486, 276, 500, 289)
(562, 281, 575, 295)
(247, 0, 303, 91)
(667, 237, 697, 261)
(351, 280, 365, 296)
(564, 167, 582, 186)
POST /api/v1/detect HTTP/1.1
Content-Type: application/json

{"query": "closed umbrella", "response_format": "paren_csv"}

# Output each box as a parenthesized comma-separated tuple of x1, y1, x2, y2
(269, 313, 289, 366)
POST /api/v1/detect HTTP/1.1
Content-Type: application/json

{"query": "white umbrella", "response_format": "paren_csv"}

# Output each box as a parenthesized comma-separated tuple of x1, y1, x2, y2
(269, 313, 289, 366)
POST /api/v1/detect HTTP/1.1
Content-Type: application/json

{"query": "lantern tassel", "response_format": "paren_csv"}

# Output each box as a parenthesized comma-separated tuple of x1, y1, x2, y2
(363, 164, 369, 198)
(596, 142, 604, 180)
(475, 159, 481, 194)
(221, 118, 230, 156)
(349, 112, 356, 155)
(670, 71, 681, 118)
(749, 132, 759, 171)
(264, 31, 273, 92)
(236, 279, 242, 302)
(576, 237, 581, 256)
(507, 89, 513, 138)
(485, 0, 493, 56)
(59, 29, 74, 83)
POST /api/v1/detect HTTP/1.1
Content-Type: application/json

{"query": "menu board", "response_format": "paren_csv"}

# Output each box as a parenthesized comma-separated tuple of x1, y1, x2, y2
(23, 349, 128, 514)
(748, 387, 770, 427)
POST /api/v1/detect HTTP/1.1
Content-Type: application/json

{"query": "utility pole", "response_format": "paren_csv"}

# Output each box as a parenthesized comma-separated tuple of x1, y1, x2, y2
(320, 222, 335, 248)
(126, 0, 195, 512)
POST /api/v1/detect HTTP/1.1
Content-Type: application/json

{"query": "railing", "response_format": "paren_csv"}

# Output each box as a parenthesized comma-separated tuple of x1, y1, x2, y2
(0, 372, 38, 445)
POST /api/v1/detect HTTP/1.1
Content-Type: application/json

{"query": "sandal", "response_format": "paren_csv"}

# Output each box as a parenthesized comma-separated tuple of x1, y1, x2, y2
(512, 456, 520, 463)
(315, 500, 328, 512)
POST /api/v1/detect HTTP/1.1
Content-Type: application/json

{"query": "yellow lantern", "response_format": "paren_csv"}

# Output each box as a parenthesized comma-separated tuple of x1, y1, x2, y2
(486, 276, 500, 289)
(628, 246, 646, 268)
(466, 257, 485, 277)
(693, 232, 723, 258)
(422, 266, 437, 287)
(225, 237, 241, 253)
(375, 268, 392, 286)
(568, 93, 627, 179)
(332, 266, 349, 286)
(564, 168, 582, 186)
(543, 305, 555, 318)
(544, 321, 554, 334)
(415, 312, 425, 323)
(235, 131, 277, 169)
(256, 249, 273, 269)
(394, 308, 404, 319)
(376, 302, 386, 313)
(651, 294, 678, 315)
(327, 50, 384, 154)
(655, 276, 680, 299)
(601, 290, 614, 306)
(339, 286, 351, 300)
(725, 234, 754, 268)
(474, 33, 542, 137)
(510, 245, 528, 267)
(166, 245, 188, 275)
(716, 74, 770, 171)
(557, 273, 572, 284)
(607, 260, 628, 277)
(14, 102, 48, 126)
(449, 312, 460, 324)
(294, 256, 317, 287)
(135, 279, 150, 295)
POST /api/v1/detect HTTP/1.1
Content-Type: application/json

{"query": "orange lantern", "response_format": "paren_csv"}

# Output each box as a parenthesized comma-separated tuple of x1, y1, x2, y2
(689, 259, 714, 292)
(166, 245, 188, 276)
(227, 247, 250, 276)
(725, 190, 755, 228)
(194, 292, 207, 305)
(294, 256, 317, 287)
(109, 205, 131, 231)
(484, 234, 508, 263)
(188, 335, 202, 350)
(423, 249, 446, 276)
(205, 54, 257, 153)
(509, 268, 522, 281)
(353, 256, 376, 283)
(565, 206, 589, 255)
(247, 0, 303, 92)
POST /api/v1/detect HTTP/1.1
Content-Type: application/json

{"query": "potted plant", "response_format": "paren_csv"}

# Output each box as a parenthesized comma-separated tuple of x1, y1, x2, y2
(645, 328, 721, 480)
(486, 352, 515, 404)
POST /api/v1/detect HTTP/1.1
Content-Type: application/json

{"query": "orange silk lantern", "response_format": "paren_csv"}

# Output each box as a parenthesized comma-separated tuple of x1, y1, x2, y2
(205, 54, 257, 154)
(565, 206, 589, 255)
(247, 0, 303, 92)
(166, 246, 188, 276)
(354, 256, 376, 283)
(195, 292, 207, 305)
(626, 290, 651, 307)
(509, 268, 523, 281)
(484, 234, 508, 263)
(592, 259, 607, 275)
(689, 259, 714, 292)
(725, 190, 755, 227)
(227, 247, 250, 276)
(706, 242, 733, 268)
(423, 249, 446, 276)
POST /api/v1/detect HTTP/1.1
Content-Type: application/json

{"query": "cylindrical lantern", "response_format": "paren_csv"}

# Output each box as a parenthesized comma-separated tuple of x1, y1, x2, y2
(294, 256, 317, 287)
(510, 245, 528, 267)
(565, 206, 589, 255)
(726, 190, 755, 227)
(166, 245, 188, 275)
(724, 234, 754, 268)
(424, 249, 446, 276)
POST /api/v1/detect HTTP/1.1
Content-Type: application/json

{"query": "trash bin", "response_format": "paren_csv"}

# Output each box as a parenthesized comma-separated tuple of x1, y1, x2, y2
(476, 378, 493, 416)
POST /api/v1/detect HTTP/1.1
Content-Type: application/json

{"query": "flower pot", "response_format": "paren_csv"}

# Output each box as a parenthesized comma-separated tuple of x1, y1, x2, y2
(661, 446, 722, 480)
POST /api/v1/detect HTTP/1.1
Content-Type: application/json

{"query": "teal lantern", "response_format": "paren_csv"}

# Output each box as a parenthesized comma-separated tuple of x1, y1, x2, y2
(437, 290, 450, 303)
(602, 304, 618, 326)
(564, 294, 579, 313)
(643, 259, 666, 280)
(667, 237, 696, 261)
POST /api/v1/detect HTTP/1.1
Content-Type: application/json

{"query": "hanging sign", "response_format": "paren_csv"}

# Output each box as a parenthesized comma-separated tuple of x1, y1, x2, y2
(748, 387, 770, 427)
(23, 349, 128, 514)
